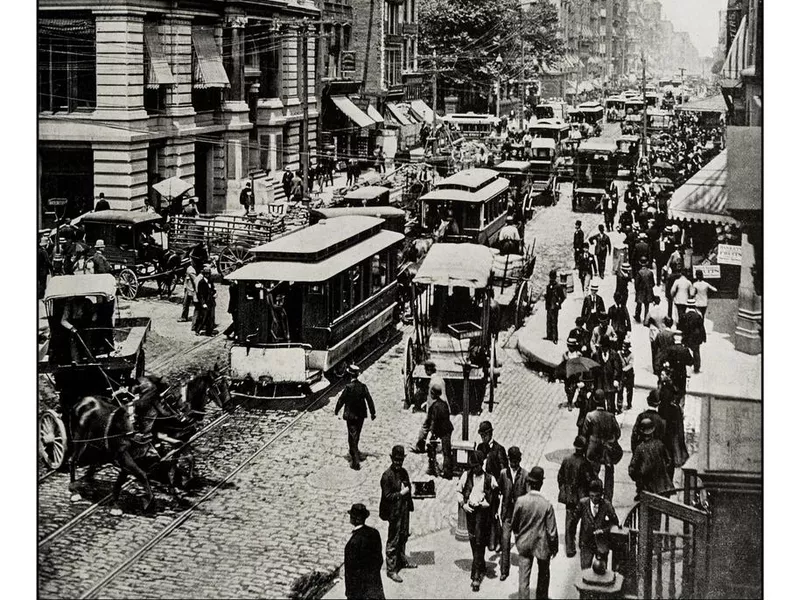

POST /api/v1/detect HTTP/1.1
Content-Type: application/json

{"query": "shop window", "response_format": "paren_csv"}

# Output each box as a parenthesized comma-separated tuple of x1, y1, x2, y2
(192, 88, 222, 112)
(259, 28, 282, 99)
(38, 18, 96, 113)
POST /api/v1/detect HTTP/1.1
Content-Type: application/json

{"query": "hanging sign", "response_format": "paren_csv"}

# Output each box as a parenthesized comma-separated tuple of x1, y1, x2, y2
(717, 244, 742, 265)
(341, 51, 356, 73)
(695, 265, 721, 279)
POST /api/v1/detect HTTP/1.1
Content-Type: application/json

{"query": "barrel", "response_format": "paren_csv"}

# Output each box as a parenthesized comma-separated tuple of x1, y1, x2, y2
(492, 252, 524, 284)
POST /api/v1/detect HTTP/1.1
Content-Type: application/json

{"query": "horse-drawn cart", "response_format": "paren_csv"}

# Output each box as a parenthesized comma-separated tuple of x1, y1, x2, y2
(402, 244, 501, 415)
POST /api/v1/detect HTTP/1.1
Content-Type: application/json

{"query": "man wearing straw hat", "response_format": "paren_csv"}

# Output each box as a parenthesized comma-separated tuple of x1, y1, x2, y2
(580, 281, 605, 333)
(91, 239, 112, 275)
(344, 503, 385, 599)
(334, 365, 377, 471)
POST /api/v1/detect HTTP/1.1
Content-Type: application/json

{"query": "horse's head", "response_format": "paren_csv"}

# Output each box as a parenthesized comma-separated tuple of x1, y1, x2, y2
(184, 363, 230, 417)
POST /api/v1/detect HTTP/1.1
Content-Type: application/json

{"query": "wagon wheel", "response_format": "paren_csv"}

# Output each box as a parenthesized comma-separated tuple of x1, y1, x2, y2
(514, 280, 531, 330)
(39, 409, 67, 470)
(403, 336, 416, 408)
(217, 244, 254, 277)
(117, 268, 140, 300)
(488, 341, 497, 413)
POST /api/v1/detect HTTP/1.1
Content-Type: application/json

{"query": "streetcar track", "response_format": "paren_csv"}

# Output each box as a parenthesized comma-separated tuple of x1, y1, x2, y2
(76, 330, 403, 599)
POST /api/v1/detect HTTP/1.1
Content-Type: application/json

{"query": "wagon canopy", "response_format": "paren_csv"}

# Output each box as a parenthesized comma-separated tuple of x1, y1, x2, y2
(44, 274, 117, 302)
(413, 243, 494, 289)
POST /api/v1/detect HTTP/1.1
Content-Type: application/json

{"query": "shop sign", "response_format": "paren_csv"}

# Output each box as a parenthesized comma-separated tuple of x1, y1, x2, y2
(717, 244, 742, 265)
(341, 51, 356, 73)
(695, 265, 721, 279)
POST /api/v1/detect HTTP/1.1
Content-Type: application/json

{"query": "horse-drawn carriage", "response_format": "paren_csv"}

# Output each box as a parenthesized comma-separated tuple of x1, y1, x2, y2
(37, 274, 229, 510)
(402, 244, 511, 416)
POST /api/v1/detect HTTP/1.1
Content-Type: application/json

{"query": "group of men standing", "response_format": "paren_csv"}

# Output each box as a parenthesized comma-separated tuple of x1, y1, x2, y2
(179, 261, 217, 336)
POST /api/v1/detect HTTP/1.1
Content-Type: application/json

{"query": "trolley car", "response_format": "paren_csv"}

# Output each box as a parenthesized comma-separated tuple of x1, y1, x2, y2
(225, 215, 405, 401)
(403, 244, 500, 414)
(573, 140, 618, 213)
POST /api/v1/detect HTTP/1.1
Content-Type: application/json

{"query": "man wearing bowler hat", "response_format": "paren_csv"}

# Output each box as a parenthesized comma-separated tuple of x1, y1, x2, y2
(498, 447, 529, 581)
(628, 418, 673, 500)
(575, 479, 619, 569)
(379, 445, 415, 582)
(544, 269, 567, 344)
(557, 436, 595, 558)
(334, 365, 377, 471)
(344, 503, 385, 599)
(582, 394, 621, 502)
(476, 421, 508, 484)
(511, 466, 558, 599)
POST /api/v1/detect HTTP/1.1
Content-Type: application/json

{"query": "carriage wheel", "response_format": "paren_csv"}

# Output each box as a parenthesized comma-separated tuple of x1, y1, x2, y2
(376, 326, 392, 345)
(514, 281, 531, 330)
(217, 244, 254, 277)
(488, 342, 497, 413)
(39, 409, 67, 470)
(117, 269, 140, 300)
(403, 337, 416, 408)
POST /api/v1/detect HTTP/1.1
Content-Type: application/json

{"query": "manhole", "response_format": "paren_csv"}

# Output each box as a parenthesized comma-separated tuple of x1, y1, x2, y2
(544, 448, 574, 465)
(304, 462, 368, 491)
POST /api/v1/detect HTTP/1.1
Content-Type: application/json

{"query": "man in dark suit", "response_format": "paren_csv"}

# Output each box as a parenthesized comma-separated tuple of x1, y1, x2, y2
(576, 479, 619, 569)
(193, 266, 212, 335)
(631, 391, 667, 454)
(588, 224, 612, 279)
(628, 418, 673, 500)
(344, 503, 385, 600)
(581, 395, 621, 502)
(573, 220, 585, 269)
(557, 436, 595, 558)
(614, 262, 631, 306)
(634, 256, 656, 323)
(498, 446, 529, 581)
(334, 365, 377, 470)
(679, 298, 706, 373)
(476, 421, 508, 484)
(379, 445, 415, 582)
(580, 282, 605, 333)
(593, 336, 622, 414)
(658, 330, 693, 403)
(544, 269, 567, 344)
(633, 232, 651, 267)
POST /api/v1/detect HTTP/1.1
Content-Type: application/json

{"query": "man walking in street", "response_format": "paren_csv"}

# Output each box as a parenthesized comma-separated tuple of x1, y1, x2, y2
(94, 192, 110, 212)
(633, 232, 651, 268)
(476, 421, 508, 484)
(573, 220, 585, 269)
(593, 336, 622, 413)
(344, 503, 385, 600)
(380, 445, 415, 582)
(589, 224, 612, 279)
(659, 330, 693, 404)
(615, 262, 631, 306)
(511, 467, 558, 600)
(334, 365, 377, 471)
(282, 168, 294, 200)
(680, 297, 707, 373)
(197, 265, 216, 335)
(575, 479, 619, 570)
(634, 256, 656, 323)
(179, 262, 197, 322)
(645, 297, 666, 371)
(239, 181, 254, 215)
(413, 361, 448, 449)
(557, 436, 594, 558)
(652, 315, 676, 374)
(193, 266, 210, 335)
(544, 269, 566, 344)
(498, 447, 529, 581)
(581, 282, 605, 333)
(422, 385, 453, 479)
(582, 395, 622, 502)
(628, 418, 673, 500)
(670, 268, 693, 323)
(619, 340, 635, 411)
(457, 450, 499, 591)
(607, 292, 631, 348)
(577, 243, 597, 294)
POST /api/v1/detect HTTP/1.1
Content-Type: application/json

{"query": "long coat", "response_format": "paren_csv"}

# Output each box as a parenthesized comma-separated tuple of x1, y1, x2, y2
(379, 466, 414, 525)
(593, 349, 622, 393)
(581, 408, 621, 465)
(634, 266, 656, 304)
(511, 491, 559, 560)
(658, 402, 690, 468)
(344, 525, 385, 600)
(499, 467, 529, 521)
(557, 452, 595, 506)
(630, 409, 667, 453)
(680, 309, 706, 346)
(629, 438, 673, 495)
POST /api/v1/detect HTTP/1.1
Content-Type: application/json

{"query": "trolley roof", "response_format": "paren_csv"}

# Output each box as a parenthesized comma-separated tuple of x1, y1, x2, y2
(44, 274, 118, 302)
(494, 160, 535, 172)
(413, 243, 494, 289)
(311, 206, 405, 220)
(343, 185, 391, 201)
(419, 177, 509, 204)
(435, 168, 499, 192)
(78, 210, 163, 225)
(578, 140, 618, 153)
(250, 216, 386, 262)
(226, 229, 404, 283)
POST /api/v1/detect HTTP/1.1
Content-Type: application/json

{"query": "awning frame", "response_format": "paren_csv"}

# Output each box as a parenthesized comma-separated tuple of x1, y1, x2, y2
(192, 27, 230, 89)
(331, 96, 376, 129)
(144, 23, 176, 89)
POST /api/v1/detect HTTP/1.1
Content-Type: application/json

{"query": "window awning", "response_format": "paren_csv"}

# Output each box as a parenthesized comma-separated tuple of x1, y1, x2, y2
(39, 18, 93, 36)
(386, 102, 413, 126)
(366, 104, 384, 124)
(676, 95, 727, 114)
(331, 96, 375, 128)
(721, 15, 750, 82)
(192, 28, 230, 89)
(410, 100, 434, 124)
(668, 150, 739, 226)
(144, 24, 176, 89)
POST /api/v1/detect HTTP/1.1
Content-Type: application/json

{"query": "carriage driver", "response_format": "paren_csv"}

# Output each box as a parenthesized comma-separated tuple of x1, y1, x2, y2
(128, 375, 173, 446)
(60, 296, 97, 364)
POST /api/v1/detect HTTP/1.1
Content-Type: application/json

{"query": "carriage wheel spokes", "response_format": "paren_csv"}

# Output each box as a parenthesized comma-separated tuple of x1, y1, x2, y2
(403, 337, 415, 408)
(39, 409, 67, 470)
(117, 268, 140, 300)
(217, 245, 253, 277)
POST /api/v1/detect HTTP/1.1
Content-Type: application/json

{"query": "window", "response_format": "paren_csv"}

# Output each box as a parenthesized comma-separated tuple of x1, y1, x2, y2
(38, 18, 96, 113)
(192, 88, 222, 112)
(259, 28, 282, 98)
(144, 87, 166, 114)
(387, 3, 400, 34)
(385, 49, 402, 86)
(114, 225, 134, 249)
(370, 253, 388, 295)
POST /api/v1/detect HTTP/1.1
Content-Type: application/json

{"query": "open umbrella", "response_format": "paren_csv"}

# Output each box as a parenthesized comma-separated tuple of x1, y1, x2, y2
(653, 160, 674, 170)
(554, 356, 601, 381)
(152, 176, 193, 201)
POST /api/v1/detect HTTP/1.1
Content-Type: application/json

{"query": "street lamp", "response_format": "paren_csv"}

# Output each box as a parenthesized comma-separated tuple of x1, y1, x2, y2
(495, 55, 504, 119)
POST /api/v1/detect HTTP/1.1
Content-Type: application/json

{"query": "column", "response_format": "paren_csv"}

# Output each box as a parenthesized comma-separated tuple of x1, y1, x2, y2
(734, 232, 762, 355)
(93, 142, 149, 210)
(224, 14, 247, 104)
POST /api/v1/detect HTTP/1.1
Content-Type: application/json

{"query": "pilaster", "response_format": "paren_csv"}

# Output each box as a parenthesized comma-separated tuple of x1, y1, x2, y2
(93, 141, 149, 210)
(734, 232, 762, 355)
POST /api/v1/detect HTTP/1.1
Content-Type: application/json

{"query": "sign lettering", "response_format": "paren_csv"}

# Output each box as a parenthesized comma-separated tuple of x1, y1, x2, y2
(717, 244, 742, 265)
(695, 265, 721, 279)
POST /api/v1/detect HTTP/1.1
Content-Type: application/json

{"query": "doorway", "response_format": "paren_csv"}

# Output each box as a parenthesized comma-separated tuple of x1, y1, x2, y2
(195, 143, 213, 213)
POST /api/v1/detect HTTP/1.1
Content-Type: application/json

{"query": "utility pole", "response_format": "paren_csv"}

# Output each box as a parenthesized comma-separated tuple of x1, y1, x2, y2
(431, 50, 438, 155)
(519, 41, 526, 130)
(641, 51, 647, 161)
(300, 20, 309, 199)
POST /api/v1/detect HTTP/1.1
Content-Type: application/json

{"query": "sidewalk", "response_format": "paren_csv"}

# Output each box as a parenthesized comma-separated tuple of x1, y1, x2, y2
(517, 230, 761, 400)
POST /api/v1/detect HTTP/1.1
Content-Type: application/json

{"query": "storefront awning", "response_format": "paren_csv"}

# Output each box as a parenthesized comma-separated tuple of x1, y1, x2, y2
(410, 100, 434, 124)
(192, 28, 230, 89)
(676, 95, 727, 114)
(144, 23, 176, 89)
(721, 15, 751, 82)
(668, 150, 739, 226)
(366, 104, 384, 124)
(331, 96, 375, 128)
(386, 102, 414, 126)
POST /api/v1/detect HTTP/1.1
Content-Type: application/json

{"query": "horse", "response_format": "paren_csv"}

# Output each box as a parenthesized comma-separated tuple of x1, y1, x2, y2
(68, 364, 230, 514)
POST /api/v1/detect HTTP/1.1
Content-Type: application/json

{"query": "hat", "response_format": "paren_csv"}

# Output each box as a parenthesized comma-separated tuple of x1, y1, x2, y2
(202, 264, 212, 273)
(430, 382, 443, 396)
(567, 337, 579, 347)
(598, 311, 609, 322)
(640, 417, 656, 435)
(573, 435, 586, 450)
(590, 282, 599, 291)
(94, 239, 105, 249)
(589, 479, 604, 494)
(423, 360, 436, 370)
(469, 450, 486, 468)
(620, 262, 631, 271)
(686, 297, 696, 305)
(508, 446, 522, 461)
(478, 421, 493, 435)
(527, 466, 545, 483)
(549, 269, 558, 279)
(639, 233, 648, 239)
(506, 215, 514, 223)
(622, 339, 632, 347)
(639, 256, 649, 265)
(390, 445, 406, 460)
(346, 364, 360, 376)
(647, 390, 661, 406)
(348, 503, 370, 520)
(593, 389, 606, 406)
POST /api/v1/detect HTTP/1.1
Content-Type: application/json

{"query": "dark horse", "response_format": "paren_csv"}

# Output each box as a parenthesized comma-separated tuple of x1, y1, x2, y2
(68, 364, 230, 513)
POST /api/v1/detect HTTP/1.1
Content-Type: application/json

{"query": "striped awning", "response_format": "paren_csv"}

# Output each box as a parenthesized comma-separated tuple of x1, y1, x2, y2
(722, 15, 751, 82)
(386, 102, 413, 126)
(192, 28, 230, 89)
(367, 104, 384, 124)
(39, 18, 93, 36)
(668, 150, 739, 226)
(144, 23, 176, 89)
(410, 100, 434, 124)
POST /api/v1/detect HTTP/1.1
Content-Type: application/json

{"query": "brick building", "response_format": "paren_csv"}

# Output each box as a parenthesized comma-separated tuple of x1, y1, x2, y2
(38, 0, 319, 224)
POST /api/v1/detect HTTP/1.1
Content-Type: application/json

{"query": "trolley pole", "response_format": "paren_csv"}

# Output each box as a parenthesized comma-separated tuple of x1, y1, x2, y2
(640, 51, 648, 163)
(300, 20, 310, 200)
